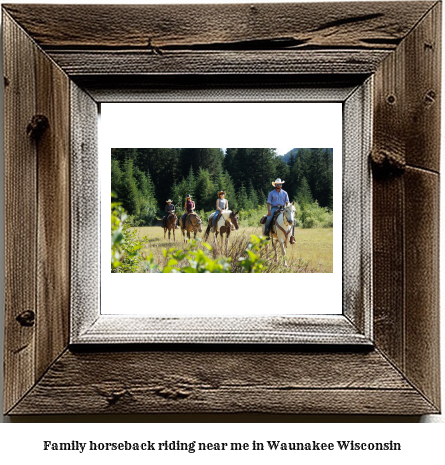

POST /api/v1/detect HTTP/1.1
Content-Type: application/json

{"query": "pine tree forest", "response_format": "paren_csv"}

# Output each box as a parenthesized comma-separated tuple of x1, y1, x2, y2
(111, 148, 333, 227)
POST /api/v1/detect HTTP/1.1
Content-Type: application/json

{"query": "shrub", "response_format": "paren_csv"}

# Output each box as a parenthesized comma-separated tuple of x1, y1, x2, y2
(300, 201, 333, 228)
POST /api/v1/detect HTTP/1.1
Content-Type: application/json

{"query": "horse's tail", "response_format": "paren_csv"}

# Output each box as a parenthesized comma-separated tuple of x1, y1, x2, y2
(203, 224, 211, 241)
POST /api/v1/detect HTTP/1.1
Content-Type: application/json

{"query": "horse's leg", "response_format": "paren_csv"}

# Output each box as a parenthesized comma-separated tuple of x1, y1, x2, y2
(220, 231, 224, 252)
(225, 230, 230, 254)
(204, 225, 211, 242)
(273, 238, 278, 262)
(280, 238, 287, 267)
(164, 228, 166, 240)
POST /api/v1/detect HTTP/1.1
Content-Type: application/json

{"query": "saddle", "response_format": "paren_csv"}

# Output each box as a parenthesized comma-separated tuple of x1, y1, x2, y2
(260, 206, 284, 226)
(182, 212, 196, 228)
(212, 211, 231, 231)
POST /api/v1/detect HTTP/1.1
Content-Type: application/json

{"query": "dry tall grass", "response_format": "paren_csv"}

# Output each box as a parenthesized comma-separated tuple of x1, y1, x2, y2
(133, 226, 333, 273)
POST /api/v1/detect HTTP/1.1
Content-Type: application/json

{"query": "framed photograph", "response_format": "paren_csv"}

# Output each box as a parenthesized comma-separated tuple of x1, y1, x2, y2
(3, 2, 440, 415)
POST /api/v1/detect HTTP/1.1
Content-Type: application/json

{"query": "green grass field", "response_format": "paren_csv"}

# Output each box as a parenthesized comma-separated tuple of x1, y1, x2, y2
(132, 225, 333, 273)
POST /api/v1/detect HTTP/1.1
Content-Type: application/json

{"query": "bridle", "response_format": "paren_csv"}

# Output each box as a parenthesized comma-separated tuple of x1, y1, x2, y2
(273, 207, 293, 240)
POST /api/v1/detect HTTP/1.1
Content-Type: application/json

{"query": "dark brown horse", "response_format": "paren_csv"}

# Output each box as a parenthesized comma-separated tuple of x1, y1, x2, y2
(179, 212, 203, 242)
(163, 212, 177, 241)
(203, 210, 239, 254)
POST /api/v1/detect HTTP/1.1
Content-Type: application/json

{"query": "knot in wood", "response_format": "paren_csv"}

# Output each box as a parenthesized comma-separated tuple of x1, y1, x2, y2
(27, 114, 49, 140)
(16, 310, 35, 327)
(370, 148, 405, 177)
(154, 386, 191, 400)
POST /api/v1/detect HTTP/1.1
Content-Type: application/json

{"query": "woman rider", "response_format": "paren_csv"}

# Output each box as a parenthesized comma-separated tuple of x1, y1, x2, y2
(181, 194, 195, 227)
(211, 191, 228, 232)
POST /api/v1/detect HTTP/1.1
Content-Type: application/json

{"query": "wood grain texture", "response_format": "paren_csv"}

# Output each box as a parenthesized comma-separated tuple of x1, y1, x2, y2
(8, 349, 437, 415)
(70, 83, 99, 340)
(372, 3, 441, 411)
(47, 50, 390, 76)
(35, 43, 71, 380)
(3, 12, 37, 414)
(2, 2, 435, 50)
(3, 2, 441, 416)
(74, 316, 370, 345)
(372, 175, 405, 369)
(404, 2, 441, 172)
(404, 167, 440, 409)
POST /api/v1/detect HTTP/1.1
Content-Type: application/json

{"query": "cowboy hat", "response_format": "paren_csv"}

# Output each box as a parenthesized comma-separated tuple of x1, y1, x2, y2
(217, 190, 226, 197)
(166, 199, 172, 203)
(272, 178, 285, 186)
(186, 194, 191, 198)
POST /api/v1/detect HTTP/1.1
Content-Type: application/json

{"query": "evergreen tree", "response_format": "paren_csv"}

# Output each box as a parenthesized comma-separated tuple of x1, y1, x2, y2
(237, 182, 250, 210)
(111, 159, 123, 197)
(195, 168, 215, 211)
(120, 159, 141, 216)
(296, 176, 313, 206)
(186, 165, 196, 199)
(247, 180, 259, 208)
(224, 148, 237, 174)
(216, 170, 237, 211)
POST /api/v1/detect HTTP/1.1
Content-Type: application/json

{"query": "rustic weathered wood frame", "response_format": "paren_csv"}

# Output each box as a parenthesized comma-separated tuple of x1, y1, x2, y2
(2, 2, 440, 415)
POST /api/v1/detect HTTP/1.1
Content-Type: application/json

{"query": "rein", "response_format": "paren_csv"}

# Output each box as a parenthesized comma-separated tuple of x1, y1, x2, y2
(273, 211, 292, 240)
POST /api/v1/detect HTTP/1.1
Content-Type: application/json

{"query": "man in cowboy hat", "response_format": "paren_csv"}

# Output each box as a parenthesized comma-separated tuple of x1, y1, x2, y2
(163, 199, 177, 228)
(264, 178, 296, 244)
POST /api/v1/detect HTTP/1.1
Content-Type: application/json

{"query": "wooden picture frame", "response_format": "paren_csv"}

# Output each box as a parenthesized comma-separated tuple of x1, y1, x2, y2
(2, 2, 440, 415)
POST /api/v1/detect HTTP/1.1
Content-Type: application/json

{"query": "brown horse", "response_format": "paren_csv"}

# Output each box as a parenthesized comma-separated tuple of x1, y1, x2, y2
(163, 212, 177, 241)
(203, 210, 239, 254)
(179, 212, 203, 242)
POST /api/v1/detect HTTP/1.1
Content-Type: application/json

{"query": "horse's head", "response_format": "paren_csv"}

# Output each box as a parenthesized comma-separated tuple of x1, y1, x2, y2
(230, 210, 240, 230)
(284, 202, 296, 225)
(190, 213, 202, 232)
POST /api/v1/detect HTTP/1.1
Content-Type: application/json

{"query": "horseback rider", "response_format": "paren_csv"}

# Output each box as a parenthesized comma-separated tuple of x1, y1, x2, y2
(181, 194, 195, 227)
(163, 199, 176, 228)
(211, 191, 228, 232)
(264, 178, 296, 244)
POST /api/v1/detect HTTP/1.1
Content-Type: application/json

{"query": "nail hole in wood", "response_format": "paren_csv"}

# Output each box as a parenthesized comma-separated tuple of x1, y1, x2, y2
(386, 95, 396, 104)
(425, 90, 436, 105)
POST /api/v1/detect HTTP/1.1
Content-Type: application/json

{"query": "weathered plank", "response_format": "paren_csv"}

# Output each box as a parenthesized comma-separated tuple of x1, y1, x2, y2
(35, 42, 71, 380)
(372, 3, 441, 411)
(372, 39, 406, 368)
(404, 2, 441, 172)
(47, 50, 390, 76)
(404, 167, 440, 410)
(3, 2, 435, 50)
(9, 349, 438, 415)
(70, 83, 99, 340)
(3, 12, 37, 414)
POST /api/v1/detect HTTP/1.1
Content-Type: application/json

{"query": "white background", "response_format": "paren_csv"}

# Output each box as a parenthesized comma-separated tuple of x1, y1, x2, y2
(0, 0, 444, 457)
(101, 102, 342, 316)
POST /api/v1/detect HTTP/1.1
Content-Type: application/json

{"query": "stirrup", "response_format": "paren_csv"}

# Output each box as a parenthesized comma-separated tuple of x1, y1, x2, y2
(290, 236, 296, 244)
